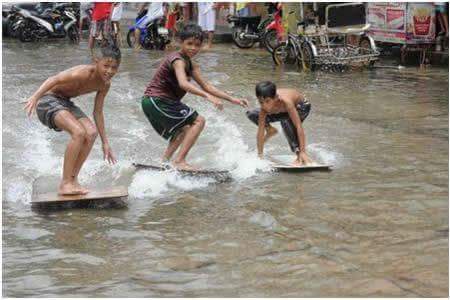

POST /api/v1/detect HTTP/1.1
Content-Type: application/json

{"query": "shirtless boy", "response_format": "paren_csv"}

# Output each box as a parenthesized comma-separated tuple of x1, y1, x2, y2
(247, 81, 313, 166)
(24, 45, 121, 195)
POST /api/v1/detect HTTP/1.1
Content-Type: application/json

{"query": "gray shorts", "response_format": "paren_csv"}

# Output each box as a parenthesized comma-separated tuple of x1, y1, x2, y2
(36, 94, 87, 132)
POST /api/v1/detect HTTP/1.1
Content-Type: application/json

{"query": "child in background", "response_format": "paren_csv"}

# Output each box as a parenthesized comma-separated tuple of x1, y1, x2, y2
(88, 2, 113, 57)
(166, 3, 181, 46)
(111, 2, 124, 47)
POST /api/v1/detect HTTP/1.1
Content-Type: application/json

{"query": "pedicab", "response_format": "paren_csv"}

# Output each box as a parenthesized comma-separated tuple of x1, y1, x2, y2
(272, 2, 379, 71)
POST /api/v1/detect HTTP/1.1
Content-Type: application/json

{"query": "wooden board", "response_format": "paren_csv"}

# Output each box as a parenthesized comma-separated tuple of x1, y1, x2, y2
(272, 164, 331, 172)
(270, 155, 332, 172)
(133, 163, 232, 182)
(32, 186, 128, 204)
(133, 163, 230, 175)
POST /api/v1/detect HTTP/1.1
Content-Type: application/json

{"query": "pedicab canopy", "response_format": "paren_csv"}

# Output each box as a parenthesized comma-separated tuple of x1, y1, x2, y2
(367, 2, 436, 45)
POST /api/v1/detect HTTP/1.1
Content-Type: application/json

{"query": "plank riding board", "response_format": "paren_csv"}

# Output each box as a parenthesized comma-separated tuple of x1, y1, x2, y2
(270, 156, 332, 172)
(32, 185, 128, 209)
(133, 163, 232, 182)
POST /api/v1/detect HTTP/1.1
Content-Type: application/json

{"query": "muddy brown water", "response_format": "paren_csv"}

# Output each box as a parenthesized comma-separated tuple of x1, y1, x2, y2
(2, 38, 448, 297)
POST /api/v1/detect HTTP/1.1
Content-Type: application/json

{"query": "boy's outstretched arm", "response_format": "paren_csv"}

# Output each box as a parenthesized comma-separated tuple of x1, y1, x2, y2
(257, 110, 267, 157)
(94, 86, 116, 164)
(173, 60, 224, 110)
(192, 64, 248, 108)
(24, 70, 81, 117)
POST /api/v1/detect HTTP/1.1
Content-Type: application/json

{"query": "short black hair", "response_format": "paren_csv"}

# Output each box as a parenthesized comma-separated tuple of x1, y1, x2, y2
(99, 39, 121, 62)
(179, 23, 204, 43)
(255, 81, 276, 99)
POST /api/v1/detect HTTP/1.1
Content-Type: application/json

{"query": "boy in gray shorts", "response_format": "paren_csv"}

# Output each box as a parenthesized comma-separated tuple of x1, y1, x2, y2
(24, 44, 121, 195)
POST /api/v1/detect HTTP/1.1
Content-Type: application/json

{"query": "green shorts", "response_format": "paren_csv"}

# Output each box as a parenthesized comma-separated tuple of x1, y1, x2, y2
(36, 94, 87, 132)
(141, 95, 198, 141)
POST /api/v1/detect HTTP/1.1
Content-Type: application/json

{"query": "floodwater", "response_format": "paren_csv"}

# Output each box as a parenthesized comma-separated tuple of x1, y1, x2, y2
(2, 38, 448, 297)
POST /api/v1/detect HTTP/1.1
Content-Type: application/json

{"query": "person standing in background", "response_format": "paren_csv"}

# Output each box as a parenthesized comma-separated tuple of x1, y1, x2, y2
(435, 2, 449, 39)
(166, 3, 181, 47)
(88, 2, 113, 57)
(198, 2, 216, 49)
(111, 2, 123, 47)
(79, 2, 92, 40)
(181, 2, 193, 25)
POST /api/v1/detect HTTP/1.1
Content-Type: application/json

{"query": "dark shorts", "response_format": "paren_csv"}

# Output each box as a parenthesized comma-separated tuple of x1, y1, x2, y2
(36, 94, 88, 132)
(141, 95, 199, 141)
(246, 101, 311, 153)
(90, 18, 111, 38)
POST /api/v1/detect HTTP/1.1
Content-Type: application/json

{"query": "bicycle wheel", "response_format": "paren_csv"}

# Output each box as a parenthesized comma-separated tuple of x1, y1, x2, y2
(127, 28, 136, 48)
(272, 42, 297, 66)
(299, 42, 315, 71)
(263, 29, 278, 53)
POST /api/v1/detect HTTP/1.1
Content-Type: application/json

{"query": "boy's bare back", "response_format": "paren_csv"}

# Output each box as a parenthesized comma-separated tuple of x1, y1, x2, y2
(277, 88, 304, 108)
(49, 65, 109, 99)
(261, 88, 305, 115)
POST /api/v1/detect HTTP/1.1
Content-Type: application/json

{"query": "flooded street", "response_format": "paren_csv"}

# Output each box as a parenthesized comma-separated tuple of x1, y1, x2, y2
(2, 38, 448, 297)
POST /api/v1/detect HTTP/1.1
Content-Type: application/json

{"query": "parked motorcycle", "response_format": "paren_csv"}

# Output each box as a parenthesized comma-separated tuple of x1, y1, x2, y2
(262, 8, 284, 53)
(3, 6, 24, 38)
(226, 14, 273, 49)
(15, 4, 78, 43)
(127, 15, 170, 50)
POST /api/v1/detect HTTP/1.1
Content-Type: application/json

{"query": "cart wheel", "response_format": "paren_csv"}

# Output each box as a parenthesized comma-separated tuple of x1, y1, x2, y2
(359, 37, 371, 55)
(299, 42, 315, 71)
(272, 42, 297, 66)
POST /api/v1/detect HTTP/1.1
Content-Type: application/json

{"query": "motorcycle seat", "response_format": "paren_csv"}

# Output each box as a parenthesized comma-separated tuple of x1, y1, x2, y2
(238, 16, 261, 24)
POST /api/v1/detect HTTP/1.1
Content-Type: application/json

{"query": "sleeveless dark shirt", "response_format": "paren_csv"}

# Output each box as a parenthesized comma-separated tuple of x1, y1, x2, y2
(144, 52, 193, 101)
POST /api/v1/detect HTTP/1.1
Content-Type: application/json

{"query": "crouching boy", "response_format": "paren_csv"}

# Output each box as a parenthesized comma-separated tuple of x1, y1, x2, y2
(247, 81, 313, 166)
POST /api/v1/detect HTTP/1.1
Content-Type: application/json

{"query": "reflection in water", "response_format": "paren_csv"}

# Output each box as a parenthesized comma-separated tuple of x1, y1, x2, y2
(2, 38, 448, 297)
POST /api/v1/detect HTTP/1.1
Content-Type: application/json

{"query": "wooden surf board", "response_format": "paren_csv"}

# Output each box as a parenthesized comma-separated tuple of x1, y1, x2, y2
(270, 156, 331, 172)
(32, 186, 128, 204)
(133, 163, 232, 182)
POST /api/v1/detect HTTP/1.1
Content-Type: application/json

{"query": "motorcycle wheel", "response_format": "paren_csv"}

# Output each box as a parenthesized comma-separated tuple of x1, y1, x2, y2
(127, 28, 137, 48)
(232, 28, 255, 49)
(155, 36, 168, 50)
(299, 42, 315, 71)
(6, 19, 17, 38)
(19, 25, 34, 42)
(67, 25, 79, 43)
(272, 42, 297, 66)
(263, 29, 279, 53)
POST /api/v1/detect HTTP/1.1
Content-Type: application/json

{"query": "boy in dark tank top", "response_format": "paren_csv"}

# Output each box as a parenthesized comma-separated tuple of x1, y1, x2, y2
(141, 24, 248, 171)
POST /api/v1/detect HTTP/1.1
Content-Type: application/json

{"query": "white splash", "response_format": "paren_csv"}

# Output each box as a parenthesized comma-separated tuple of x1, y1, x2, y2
(129, 169, 215, 199)
(204, 111, 272, 180)
(308, 143, 342, 166)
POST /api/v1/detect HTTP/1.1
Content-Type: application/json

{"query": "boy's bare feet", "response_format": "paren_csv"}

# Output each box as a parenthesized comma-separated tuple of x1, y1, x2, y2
(58, 181, 85, 195)
(264, 126, 278, 143)
(73, 179, 89, 195)
(292, 152, 314, 166)
(173, 160, 198, 171)
(291, 159, 304, 167)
